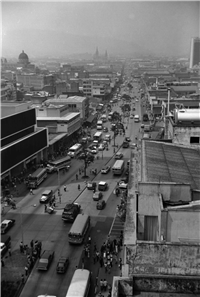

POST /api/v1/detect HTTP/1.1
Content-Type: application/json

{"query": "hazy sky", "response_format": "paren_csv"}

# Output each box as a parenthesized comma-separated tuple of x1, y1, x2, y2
(1, 1, 200, 58)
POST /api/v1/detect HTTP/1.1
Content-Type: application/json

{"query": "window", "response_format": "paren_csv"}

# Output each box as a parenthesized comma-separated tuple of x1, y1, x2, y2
(190, 137, 200, 144)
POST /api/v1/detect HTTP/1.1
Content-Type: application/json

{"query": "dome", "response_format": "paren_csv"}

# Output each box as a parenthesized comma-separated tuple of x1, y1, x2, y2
(18, 50, 28, 60)
(18, 50, 29, 64)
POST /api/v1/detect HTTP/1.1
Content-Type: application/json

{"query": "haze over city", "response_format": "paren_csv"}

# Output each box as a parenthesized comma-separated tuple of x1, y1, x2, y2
(2, 1, 200, 59)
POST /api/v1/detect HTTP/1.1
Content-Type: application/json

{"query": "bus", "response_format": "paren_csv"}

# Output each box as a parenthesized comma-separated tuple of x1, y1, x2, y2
(68, 143, 83, 158)
(28, 168, 47, 189)
(66, 269, 91, 297)
(48, 156, 71, 171)
(68, 214, 90, 244)
(112, 160, 125, 175)
(108, 112, 114, 121)
(93, 131, 102, 142)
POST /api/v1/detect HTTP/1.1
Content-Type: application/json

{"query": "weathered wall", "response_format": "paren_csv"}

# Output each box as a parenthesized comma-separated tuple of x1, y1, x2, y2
(126, 243, 200, 276)
(173, 126, 200, 146)
(166, 210, 200, 242)
(138, 182, 191, 202)
(115, 276, 200, 296)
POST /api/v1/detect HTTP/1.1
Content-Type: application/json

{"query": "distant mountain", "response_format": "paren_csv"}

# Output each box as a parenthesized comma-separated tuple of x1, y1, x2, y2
(2, 28, 147, 59)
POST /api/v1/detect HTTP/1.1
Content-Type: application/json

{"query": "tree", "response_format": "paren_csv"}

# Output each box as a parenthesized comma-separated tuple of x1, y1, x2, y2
(78, 146, 94, 178)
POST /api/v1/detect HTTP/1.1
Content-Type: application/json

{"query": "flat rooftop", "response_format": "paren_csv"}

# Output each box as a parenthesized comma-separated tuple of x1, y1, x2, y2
(37, 112, 80, 121)
(142, 141, 200, 190)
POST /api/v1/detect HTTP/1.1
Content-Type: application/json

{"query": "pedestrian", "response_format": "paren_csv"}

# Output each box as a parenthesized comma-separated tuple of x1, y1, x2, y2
(78, 184, 80, 190)
(21, 274, 25, 284)
(76, 174, 78, 180)
(25, 266, 29, 276)
(119, 258, 122, 270)
(8, 247, 11, 256)
(20, 241, 24, 253)
(103, 279, 107, 291)
(100, 279, 103, 292)
(93, 242, 97, 252)
(44, 204, 47, 213)
(1, 259, 5, 267)
(64, 185, 67, 192)
(96, 250, 100, 262)
(30, 188, 33, 195)
(95, 276, 98, 286)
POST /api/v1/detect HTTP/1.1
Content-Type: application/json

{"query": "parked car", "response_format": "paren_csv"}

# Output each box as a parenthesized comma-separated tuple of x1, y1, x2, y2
(56, 257, 69, 273)
(119, 181, 128, 189)
(87, 181, 97, 190)
(115, 152, 123, 159)
(96, 200, 106, 210)
(91, 148, 98, 154)
(37, 250, 55, 271)
(98, 181, 108, 191)
(40, 190, 54, 204)
(101, 165, 111, 174)
(130, 143, 137, 148)
(99, 144, 105, 151)
(1, 219, 15, 234)
(93, 191, 103, 201)
(1, 235, 11, 257)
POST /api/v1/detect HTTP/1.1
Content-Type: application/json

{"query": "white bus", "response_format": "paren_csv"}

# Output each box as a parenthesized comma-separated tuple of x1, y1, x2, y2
(112, 160, 125, 175)
(66, 269, 91, 297)
(28, 168, 47, 189)
(68, 143, 83, 158)
(93, 131, 102, 142)
(68, 214, 90, 244)
(48, 156, 71, 171)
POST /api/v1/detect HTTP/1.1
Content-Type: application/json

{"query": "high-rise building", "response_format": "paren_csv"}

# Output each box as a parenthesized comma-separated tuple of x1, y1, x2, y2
(189, 37, 200, 68)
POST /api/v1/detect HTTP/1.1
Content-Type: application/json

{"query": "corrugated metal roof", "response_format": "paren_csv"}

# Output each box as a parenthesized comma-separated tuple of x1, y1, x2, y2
(144, 141, 200, 190)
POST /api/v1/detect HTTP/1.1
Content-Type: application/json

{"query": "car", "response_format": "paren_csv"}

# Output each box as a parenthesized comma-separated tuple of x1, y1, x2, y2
(91, 148, 98, 154)
(93, 191, 103, 201)
(120, 175, 129, 183)
(119, 181, 128, 189)
(37, 250, 55, 271)
(96, 200, 106, 210)
(115, 152, 123, 159)
(1, 219, 15, 234)
(99, 144, 105, 151)
(125, 137, 131, 142)
(40, 190, 54, 203)
(98, 181, 108, 191)
(62, 203, 81, 222)
(46, 164, 55, 173)
(130, 143, 137, 148)
(101, 165, 111, 174)
(130, 115, 133, 119)
(141, 124, 145, 128)
(87, 181, 97, 190)
(1, 235, 11, 257)
(56, 257, 69, 273)
(103, 127, 108, 132)
(136, 99, 139, 102)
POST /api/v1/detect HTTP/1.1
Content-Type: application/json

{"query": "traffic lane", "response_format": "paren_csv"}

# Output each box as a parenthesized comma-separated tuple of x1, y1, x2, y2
(19, 214, 83, 297)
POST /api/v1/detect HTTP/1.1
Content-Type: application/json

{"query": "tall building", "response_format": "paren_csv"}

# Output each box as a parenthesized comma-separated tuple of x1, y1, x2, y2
(189, 37, 200, 68)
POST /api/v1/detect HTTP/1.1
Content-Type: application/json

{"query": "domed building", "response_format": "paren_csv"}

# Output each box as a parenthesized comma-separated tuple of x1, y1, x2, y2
(18, 50, 30, 66)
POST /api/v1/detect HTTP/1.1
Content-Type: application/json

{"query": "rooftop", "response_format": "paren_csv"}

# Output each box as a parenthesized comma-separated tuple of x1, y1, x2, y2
(37, 112, 80, 121)
(142, 141, 200, 190)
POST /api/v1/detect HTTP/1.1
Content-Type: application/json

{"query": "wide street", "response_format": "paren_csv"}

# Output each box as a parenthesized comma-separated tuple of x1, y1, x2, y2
(2, 81, 143, 297)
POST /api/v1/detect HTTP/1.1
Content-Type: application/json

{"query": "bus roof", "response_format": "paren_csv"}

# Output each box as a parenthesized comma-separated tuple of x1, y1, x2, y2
(49, 156, 71, 166)
(112, 160, 124, 169)
(30, 168, 47, 177)
(66, 269, 90, 297)
(69, 214, 90, 235)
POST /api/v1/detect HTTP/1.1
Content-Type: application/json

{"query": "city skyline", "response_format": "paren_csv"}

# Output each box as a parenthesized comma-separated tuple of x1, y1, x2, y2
(2, 1, 200, 59)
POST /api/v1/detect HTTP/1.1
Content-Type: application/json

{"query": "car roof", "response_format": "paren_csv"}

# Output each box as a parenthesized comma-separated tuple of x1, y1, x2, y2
(1, 220, 11, 224)
(99, 181, 107, 185)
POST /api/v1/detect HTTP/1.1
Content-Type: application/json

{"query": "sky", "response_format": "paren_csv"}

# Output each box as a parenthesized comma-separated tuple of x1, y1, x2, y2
(1, 1, 200, 58)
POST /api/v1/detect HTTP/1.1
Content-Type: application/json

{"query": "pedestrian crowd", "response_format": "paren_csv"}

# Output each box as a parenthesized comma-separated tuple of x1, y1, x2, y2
(82, 232, 124, 296)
